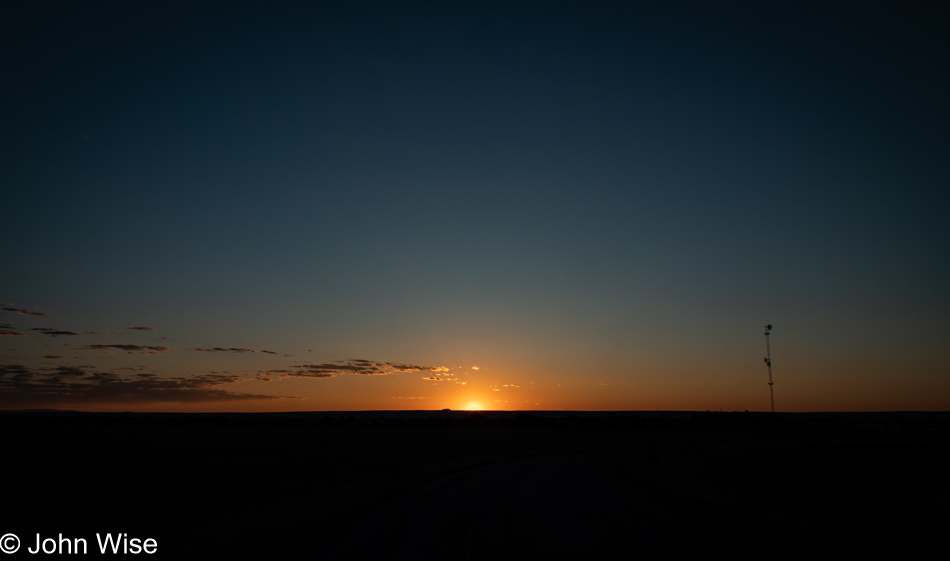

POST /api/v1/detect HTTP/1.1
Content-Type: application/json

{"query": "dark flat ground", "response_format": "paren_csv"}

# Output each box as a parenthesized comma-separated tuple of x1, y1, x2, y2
(2, 411, 947, 560)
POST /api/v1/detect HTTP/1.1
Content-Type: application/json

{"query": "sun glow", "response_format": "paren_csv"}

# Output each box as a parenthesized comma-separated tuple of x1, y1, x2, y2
(466, 402, 483, 411)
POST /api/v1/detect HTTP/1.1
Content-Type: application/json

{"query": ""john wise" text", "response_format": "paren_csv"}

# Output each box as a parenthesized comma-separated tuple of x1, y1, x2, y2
(27, 533, 157, 555)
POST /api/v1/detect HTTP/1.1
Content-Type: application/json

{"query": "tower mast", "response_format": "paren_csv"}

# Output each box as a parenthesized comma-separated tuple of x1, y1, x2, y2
(764, 324, 774, 413)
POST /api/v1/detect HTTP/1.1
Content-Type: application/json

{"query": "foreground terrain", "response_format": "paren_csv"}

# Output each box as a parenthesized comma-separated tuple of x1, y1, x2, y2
(2, 411, 947, 559)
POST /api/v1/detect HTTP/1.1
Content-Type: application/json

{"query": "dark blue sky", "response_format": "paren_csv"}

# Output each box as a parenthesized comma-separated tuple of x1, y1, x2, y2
(3, 1, 948, 411)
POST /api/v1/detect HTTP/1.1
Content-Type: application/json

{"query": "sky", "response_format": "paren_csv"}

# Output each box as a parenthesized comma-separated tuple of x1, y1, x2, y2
(2, 0, 948, 412)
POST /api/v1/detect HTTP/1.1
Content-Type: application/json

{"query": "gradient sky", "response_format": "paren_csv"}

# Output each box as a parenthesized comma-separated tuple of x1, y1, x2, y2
(3, 0, 948, 412)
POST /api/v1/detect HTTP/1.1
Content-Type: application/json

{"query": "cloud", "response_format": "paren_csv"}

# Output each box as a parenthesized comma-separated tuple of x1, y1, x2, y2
(125, 326, 157, 331)
(2, 307, 50, 316)
(190, 347, 278, 354)
(0, 365, 32, 381)
(281, 365, 339, 379)
(53, 366, 87, 376)
(0, 332, 27, 337)
(255, 369, 291, 381)
(388, 363, 450, 372)
(0, 364, 290, 407)
(31, 328, 80, 336)
(84, 344, 176, 354)
(275, 359, 451, 380)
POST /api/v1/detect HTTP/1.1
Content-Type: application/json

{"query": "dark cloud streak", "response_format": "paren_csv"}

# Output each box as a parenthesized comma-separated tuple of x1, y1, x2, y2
(0, 364, 289, 406)
(84, 344, 176, 354)
(273, 359, 450, 380)
(31, 328, 79, 336)
(190, 347, 278, 354)
(2, 307, 50, 316)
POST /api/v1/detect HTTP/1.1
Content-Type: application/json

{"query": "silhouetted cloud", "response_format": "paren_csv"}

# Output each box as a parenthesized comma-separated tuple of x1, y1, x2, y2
(389, 363, 450, 372)
(2, 307, 50, 316)
(0, 364, 289, 407)
(31, 328, 80, 336)
(0, 365, 31, 378)
(0, 332, 27, 337)
(124, 326, 157, 331)
(255, 369, 291, 381)
(276, 359, 450, 380)
(53, 366, 87, 376)
(190, 347, 278, 354)
(281, 368, 336, 379)
(84, 344, 176, 354)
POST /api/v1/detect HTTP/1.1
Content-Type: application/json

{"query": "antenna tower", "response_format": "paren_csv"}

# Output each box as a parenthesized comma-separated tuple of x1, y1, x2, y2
(763, 324, 774, 413)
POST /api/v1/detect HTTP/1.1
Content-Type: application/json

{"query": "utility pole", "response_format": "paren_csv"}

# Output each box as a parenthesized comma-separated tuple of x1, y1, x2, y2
(764, 324, 774, 413)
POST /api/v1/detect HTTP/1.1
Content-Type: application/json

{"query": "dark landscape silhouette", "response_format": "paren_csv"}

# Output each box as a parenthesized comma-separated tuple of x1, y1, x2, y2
(4, 409, 947, 560)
